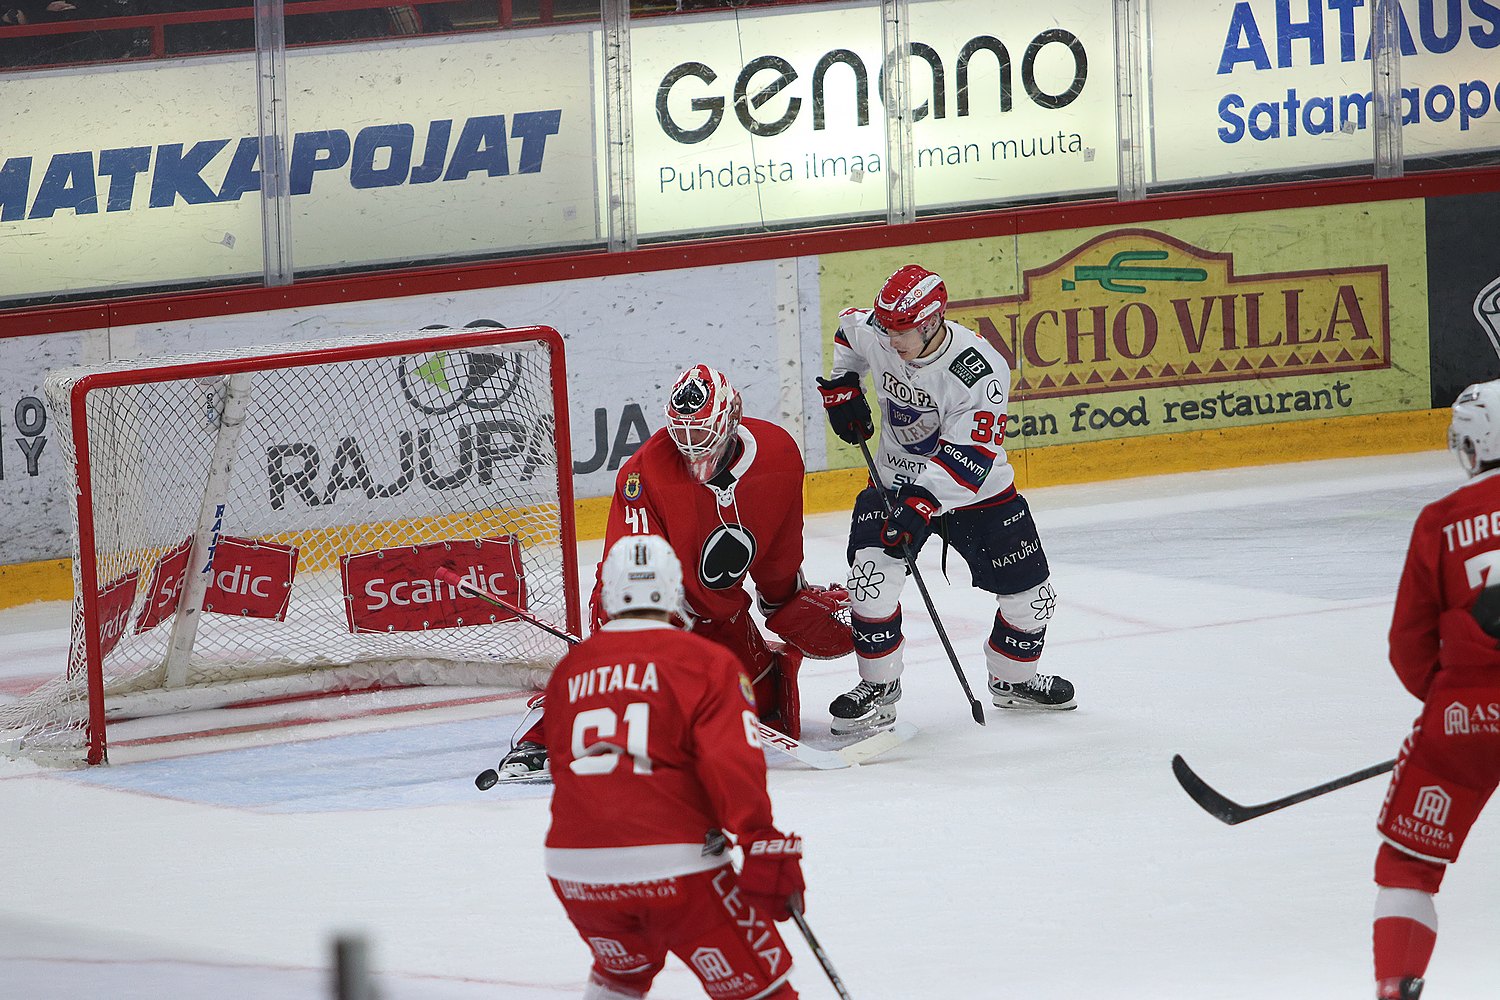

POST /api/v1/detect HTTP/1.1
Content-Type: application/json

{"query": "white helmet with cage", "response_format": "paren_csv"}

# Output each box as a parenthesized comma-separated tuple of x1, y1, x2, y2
(1449, 379, 1500, 476)
(599, 535, 684, 620)
(665, 364, 743, 482)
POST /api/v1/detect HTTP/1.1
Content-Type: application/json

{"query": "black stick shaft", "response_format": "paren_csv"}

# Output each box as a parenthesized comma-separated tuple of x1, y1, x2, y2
(790, 902, 853, 1000)
(436, 567, 581, 645)
(855, 437, 985, 726)
(1171, 754, 1396, 825)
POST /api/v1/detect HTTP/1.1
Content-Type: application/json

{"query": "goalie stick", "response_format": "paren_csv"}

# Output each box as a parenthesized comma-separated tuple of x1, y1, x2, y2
(1171, 753, 1396, 825)
(855, 437, 986, 726)
(435, 567, 915, 782)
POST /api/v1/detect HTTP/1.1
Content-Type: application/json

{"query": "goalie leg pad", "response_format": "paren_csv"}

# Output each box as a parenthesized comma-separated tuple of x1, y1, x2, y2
(764, 585, 854, 659)
(770, 643, 803, 741)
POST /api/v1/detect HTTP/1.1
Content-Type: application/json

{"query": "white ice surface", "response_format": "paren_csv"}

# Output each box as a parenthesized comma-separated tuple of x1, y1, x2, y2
(2, 450, 1497, 999)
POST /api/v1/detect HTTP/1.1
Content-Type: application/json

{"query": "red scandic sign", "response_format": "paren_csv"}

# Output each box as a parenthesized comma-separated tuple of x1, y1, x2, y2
(201, 536, 299, 621)
(135, 539, 190, 634)
(97, 570, 141, 660)
(135, 536, 300, 629)
(341, 537, 528, 634)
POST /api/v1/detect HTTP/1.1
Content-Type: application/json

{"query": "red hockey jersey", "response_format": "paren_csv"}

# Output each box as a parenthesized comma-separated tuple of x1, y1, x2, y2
(588, 417, 807, 629)
(1389, 468, 1500, 700)
(543, 619, 777, 884)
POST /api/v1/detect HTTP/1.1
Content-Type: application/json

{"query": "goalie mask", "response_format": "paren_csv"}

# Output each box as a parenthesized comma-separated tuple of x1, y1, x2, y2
(666, 364, 743, 482)
(600, 535, 684, 619)
(1450, 380, 1500, 476)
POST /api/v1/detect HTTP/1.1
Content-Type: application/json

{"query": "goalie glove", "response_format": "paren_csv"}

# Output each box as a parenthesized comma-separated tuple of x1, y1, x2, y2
(882, 483, 939, 552)
(760, 585, 854, 659)
(737, 829, 805, 923)
(816, 371, 874, 444)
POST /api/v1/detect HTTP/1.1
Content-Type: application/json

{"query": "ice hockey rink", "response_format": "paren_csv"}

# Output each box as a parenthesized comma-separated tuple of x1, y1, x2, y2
(3, 448, 1497, 1000)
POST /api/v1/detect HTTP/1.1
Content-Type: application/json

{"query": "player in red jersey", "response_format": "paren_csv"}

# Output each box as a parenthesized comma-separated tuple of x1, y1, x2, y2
(489, 365, 852, 781)
(545, 535, 806, 1000)
(1371, 381, 1500, 1000)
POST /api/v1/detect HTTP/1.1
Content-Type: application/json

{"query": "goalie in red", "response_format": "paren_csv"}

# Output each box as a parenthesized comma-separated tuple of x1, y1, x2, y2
(545, 534, 807, 1000)
(490, 363, 853, 781)
(1371, 380, 1500, 1000)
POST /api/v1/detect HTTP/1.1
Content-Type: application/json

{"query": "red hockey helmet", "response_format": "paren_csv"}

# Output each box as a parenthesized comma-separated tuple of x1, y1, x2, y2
(873, 264, 947, 332)
(666, 364, 743, 482)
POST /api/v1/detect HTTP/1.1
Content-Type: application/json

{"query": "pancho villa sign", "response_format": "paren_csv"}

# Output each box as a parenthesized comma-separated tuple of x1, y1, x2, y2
(952, 229, 1391, 400)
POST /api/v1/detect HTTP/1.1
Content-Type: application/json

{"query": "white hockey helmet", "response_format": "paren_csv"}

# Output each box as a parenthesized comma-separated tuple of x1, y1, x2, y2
(1449, 379, 1500, 476)
(599, 535, 684, 619)
(665, 364, 743, 482)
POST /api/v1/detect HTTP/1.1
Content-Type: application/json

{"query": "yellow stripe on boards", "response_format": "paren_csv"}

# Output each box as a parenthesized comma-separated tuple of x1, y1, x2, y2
(0, 409, 1452, 610)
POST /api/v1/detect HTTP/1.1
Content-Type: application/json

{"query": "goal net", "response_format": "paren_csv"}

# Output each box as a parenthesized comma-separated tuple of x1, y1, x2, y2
(1, 325, 578, 764)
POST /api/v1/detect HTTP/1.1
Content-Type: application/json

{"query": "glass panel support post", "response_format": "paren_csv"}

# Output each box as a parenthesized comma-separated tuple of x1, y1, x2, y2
(881, 0, 915, 226)
(1370, 0, 1403, 179)
(1113, 0, 1146, 201)
(254, 0, 294, 286)
(603, 0, 638, 252)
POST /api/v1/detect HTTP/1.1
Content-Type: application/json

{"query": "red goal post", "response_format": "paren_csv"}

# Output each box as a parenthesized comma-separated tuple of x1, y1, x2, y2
(1, 325, 578, 765)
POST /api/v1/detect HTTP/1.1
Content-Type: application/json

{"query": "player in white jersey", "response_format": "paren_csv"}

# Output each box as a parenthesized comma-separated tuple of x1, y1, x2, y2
(815, 264, 1077, 733)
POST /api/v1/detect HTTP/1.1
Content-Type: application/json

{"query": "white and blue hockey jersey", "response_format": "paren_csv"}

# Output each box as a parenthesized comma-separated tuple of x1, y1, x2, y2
(832, 307, 1017, 511)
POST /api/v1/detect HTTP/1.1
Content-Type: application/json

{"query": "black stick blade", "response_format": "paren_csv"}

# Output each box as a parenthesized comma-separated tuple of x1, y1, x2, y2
(970, 699, 986, 725)
(1171, 754, 1253, 825)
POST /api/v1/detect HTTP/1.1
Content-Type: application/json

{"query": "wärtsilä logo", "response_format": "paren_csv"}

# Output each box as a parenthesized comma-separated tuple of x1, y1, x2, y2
(950, 228, 1391, 401)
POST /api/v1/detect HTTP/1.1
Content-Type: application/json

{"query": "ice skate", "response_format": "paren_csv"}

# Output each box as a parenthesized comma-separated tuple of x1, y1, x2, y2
(829, 679, 900, 735)
(496, 740, 550, 781)
(989, 673, 1076, 710)
(1376, 976, 1424, 1000)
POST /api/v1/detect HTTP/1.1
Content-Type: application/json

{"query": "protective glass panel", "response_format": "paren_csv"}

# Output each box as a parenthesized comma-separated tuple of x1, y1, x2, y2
(1144, 0, 1377, 191)
(0, 14, 261, 305)
(282, 3, 604, 276)
(907, 0, 1117, 213)
(631, 0, 890, 240)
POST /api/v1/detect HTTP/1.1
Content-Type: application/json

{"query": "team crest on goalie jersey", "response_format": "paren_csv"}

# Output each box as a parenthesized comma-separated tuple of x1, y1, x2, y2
(738, 672, 756, 707)
(623, 472, 642, 501)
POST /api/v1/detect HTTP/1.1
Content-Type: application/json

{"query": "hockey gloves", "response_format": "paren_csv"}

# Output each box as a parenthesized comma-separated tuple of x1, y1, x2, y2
(761, 585, 855, 659)
(882, 484, 939, 553)
(816, 372, 874, 444)
(738, 829, 805, 922)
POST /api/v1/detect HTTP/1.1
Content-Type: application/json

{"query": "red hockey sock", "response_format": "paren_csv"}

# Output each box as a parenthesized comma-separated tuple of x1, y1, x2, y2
(1373, 916, 1436, 983)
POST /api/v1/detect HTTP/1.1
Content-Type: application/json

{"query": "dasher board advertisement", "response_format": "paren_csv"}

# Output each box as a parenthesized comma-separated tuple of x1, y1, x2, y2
(1147, 0, 1500, 184)
(0, 28, 598, 303)
(630, 0, 1118, 236)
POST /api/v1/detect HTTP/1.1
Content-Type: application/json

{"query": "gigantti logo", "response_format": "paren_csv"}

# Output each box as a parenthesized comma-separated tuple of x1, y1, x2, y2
(948, 229, 1391, 401)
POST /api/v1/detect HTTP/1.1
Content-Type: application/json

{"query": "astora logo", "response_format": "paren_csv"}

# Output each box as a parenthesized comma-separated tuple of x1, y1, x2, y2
(690, 947, 734, 982)
(1412, 785, 1452, 827)
(656, 31, 1089, 144)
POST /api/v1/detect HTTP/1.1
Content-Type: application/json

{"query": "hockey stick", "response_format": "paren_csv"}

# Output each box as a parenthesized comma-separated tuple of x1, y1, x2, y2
(855, 438, 986, 726)
(435, 567, 906, 776)
(1171, 754, 1396, 825)
(790, 902, 853, 1000)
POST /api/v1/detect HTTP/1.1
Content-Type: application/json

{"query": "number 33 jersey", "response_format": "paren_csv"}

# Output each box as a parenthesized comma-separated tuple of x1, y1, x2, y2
(543, 618, 778, 885)
(833, 308, 1017, 509)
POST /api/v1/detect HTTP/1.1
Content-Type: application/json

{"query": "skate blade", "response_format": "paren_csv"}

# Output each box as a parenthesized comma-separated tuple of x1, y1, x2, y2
(829, 708, 897, 737)
(991, 695, 1077, 711)
(494, 769, 553, 785)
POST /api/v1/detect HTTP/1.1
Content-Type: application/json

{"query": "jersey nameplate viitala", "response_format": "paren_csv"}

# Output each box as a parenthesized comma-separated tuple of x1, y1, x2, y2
(949, 347, 993, 387)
